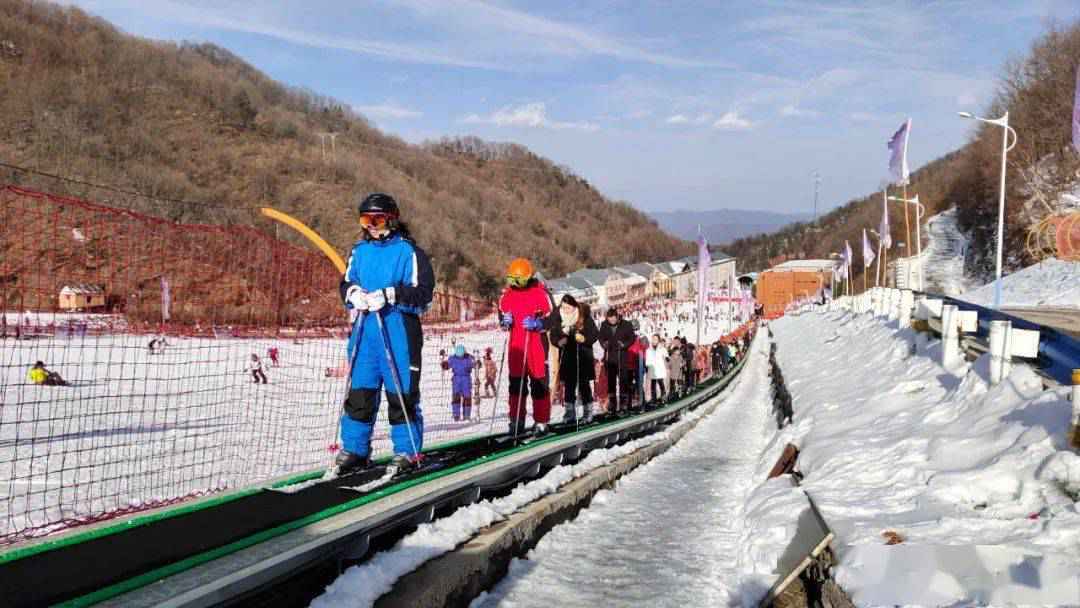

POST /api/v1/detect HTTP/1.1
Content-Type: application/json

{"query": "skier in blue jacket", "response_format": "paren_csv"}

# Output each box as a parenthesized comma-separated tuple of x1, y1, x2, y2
(335, 193, 435, 475)
(447, 344, 475, 421)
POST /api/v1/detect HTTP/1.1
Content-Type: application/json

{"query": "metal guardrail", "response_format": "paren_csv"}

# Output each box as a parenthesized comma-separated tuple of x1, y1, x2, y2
(931, 294, 1080, 386)
(830, 287, 1080, 387)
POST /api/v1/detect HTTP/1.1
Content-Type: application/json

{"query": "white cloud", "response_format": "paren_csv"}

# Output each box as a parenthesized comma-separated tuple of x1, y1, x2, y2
(780, 104, 819, 118)
(395, 0, 732, 69)
(461, 102, 598, 131)
(713, 111, 754, 131)
(352, 102, 423, 120)
(666, 112, 713, 126)
(99, 0, 500, 69)
(849, 112, 879, 122)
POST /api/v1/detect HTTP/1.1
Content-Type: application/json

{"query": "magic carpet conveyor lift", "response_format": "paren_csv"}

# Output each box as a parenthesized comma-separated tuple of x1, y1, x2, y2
(0, 355, 749, 608)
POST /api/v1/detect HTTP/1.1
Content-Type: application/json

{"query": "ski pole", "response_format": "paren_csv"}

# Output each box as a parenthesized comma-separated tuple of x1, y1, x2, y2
(333, 310, 365, 458)
(486, 332, 510, 435)
(374, 311, 421, 460)
(513, 327, 531, 443)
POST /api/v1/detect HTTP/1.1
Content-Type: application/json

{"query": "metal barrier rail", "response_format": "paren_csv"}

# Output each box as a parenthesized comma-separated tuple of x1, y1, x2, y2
(829, 287, 1080, 387)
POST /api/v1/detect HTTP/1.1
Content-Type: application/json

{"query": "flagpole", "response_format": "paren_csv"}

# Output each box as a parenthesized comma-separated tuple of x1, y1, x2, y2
(902, 182, 911, 287)
(875, 241, 880, 287)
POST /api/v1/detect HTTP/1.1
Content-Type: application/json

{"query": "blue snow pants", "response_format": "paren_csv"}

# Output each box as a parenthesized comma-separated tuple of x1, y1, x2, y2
(340, 309, 424, 458)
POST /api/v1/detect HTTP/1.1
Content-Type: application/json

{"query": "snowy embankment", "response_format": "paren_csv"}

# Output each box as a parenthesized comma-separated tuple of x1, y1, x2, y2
(756, 308, 1080, 605)
(958, 257, 1080, 308)
(918, 208, 975, 297)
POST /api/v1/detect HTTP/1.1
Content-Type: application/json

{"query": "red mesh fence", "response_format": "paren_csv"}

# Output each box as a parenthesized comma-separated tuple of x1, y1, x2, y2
(0, 185, 504, 546)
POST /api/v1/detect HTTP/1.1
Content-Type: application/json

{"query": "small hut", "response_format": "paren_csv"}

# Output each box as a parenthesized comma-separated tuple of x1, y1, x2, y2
(59, 284, 106, 311)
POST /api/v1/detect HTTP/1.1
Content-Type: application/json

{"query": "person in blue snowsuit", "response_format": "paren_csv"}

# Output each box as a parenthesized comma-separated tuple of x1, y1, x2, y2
(335, 193, 435, 475)
(447, 344, 475, 421)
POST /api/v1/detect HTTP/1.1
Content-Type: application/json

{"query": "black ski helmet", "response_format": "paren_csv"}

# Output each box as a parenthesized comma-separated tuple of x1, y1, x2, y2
(357, 192, 400, 217)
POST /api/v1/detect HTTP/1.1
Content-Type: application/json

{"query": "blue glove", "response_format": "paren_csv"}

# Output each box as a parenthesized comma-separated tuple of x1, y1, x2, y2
(499, 312, 513, 329)
(523, 316, 544, 332)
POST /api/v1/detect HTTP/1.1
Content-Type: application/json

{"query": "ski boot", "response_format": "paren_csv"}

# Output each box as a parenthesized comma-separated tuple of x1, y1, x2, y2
(334, 450, 370, 477)
(532, 423, 549, 437)
(581, 402, 594, 424)
(561, 401, 577, 425)
(389, 454, 419, 475)
(508, 416, 527, 437)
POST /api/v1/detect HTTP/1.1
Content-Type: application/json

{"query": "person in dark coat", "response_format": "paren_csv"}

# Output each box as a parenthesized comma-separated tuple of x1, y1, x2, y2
(680, 337, 696, 390)
(549, 294, 599, 424)
(597, 307, 636, 412)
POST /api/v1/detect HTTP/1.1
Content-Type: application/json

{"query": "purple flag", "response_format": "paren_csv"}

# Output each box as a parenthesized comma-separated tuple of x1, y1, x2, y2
(844, 240, 853, 280)
(879, 190, 892, 249)
(862, 229, 875, 267)
(696, 234, 710, 343)
(1073, 66, 1080, 154)
(887, 118, 911, 184)
(696, 234, 710, 303)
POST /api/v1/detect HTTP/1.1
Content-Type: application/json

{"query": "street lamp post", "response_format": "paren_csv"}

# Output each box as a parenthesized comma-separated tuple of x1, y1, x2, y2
(958, 111, 1018, 309)
(888, 194, 924, 290)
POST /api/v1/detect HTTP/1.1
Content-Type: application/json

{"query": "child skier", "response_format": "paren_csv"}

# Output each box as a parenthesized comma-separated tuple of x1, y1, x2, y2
(482, 348, 498, 398)
(447, 344, 474, 421)
(247, 354, 268, 384)
(498, 258, 553, 435)
(335, 193, 435, 476)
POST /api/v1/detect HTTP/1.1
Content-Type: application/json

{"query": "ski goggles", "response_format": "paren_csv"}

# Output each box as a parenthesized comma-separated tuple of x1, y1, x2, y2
(506, 275, 530, 288)
(358, 213, 394, 229)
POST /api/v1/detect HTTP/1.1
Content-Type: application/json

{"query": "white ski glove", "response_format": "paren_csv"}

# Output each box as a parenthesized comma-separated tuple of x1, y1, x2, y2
(345, 285, 368, 311)
(365, 287, 396, 312)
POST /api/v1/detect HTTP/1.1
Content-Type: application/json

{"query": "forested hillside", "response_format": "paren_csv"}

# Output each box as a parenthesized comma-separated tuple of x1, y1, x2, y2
(726, 20, 1080, 284)
(0, 0, 691, 298)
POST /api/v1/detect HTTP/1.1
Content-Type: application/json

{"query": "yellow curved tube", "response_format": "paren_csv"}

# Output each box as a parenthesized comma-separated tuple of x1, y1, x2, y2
(260, 207, 347, 274)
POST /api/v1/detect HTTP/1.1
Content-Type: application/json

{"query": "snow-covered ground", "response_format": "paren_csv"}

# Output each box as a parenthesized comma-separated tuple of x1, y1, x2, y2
(959, 257, 1080, 308)
(760, 308, 1080, 605)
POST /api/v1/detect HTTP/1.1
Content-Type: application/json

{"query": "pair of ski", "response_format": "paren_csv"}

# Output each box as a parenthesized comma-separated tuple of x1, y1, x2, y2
(267, 458, 445, 495)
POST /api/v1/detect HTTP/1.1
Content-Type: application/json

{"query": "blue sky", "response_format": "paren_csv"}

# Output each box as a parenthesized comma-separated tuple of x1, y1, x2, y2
(66, 0, 1079, 214)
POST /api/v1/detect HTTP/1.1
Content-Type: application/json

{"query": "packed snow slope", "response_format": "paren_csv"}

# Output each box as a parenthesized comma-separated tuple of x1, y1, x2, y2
(767, 308, 1080, 605)
(472, 333, 775, 608)
(959, 257, 1080, 308)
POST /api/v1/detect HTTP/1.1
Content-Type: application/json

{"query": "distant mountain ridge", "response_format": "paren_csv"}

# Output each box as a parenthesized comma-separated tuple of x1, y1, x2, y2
(650, 209, 814, 245)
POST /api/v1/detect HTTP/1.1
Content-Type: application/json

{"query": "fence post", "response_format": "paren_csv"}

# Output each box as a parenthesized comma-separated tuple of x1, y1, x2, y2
(899, 290, 913, 329)
(941, 304, 960, 368)
(989, 320, 1012, 385)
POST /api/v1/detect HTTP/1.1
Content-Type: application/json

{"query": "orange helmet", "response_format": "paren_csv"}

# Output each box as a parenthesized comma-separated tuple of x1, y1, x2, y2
(506, 258, 534, 288)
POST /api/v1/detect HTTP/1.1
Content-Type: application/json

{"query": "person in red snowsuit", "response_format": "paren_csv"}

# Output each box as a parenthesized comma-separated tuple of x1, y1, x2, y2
(498, 258, 554, 435)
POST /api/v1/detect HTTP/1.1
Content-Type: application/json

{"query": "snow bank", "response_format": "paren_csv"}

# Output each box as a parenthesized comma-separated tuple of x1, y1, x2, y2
(762, 308, 1080, 606)
(309, 431, 678, 608)
(960, 257, 1080, 308)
